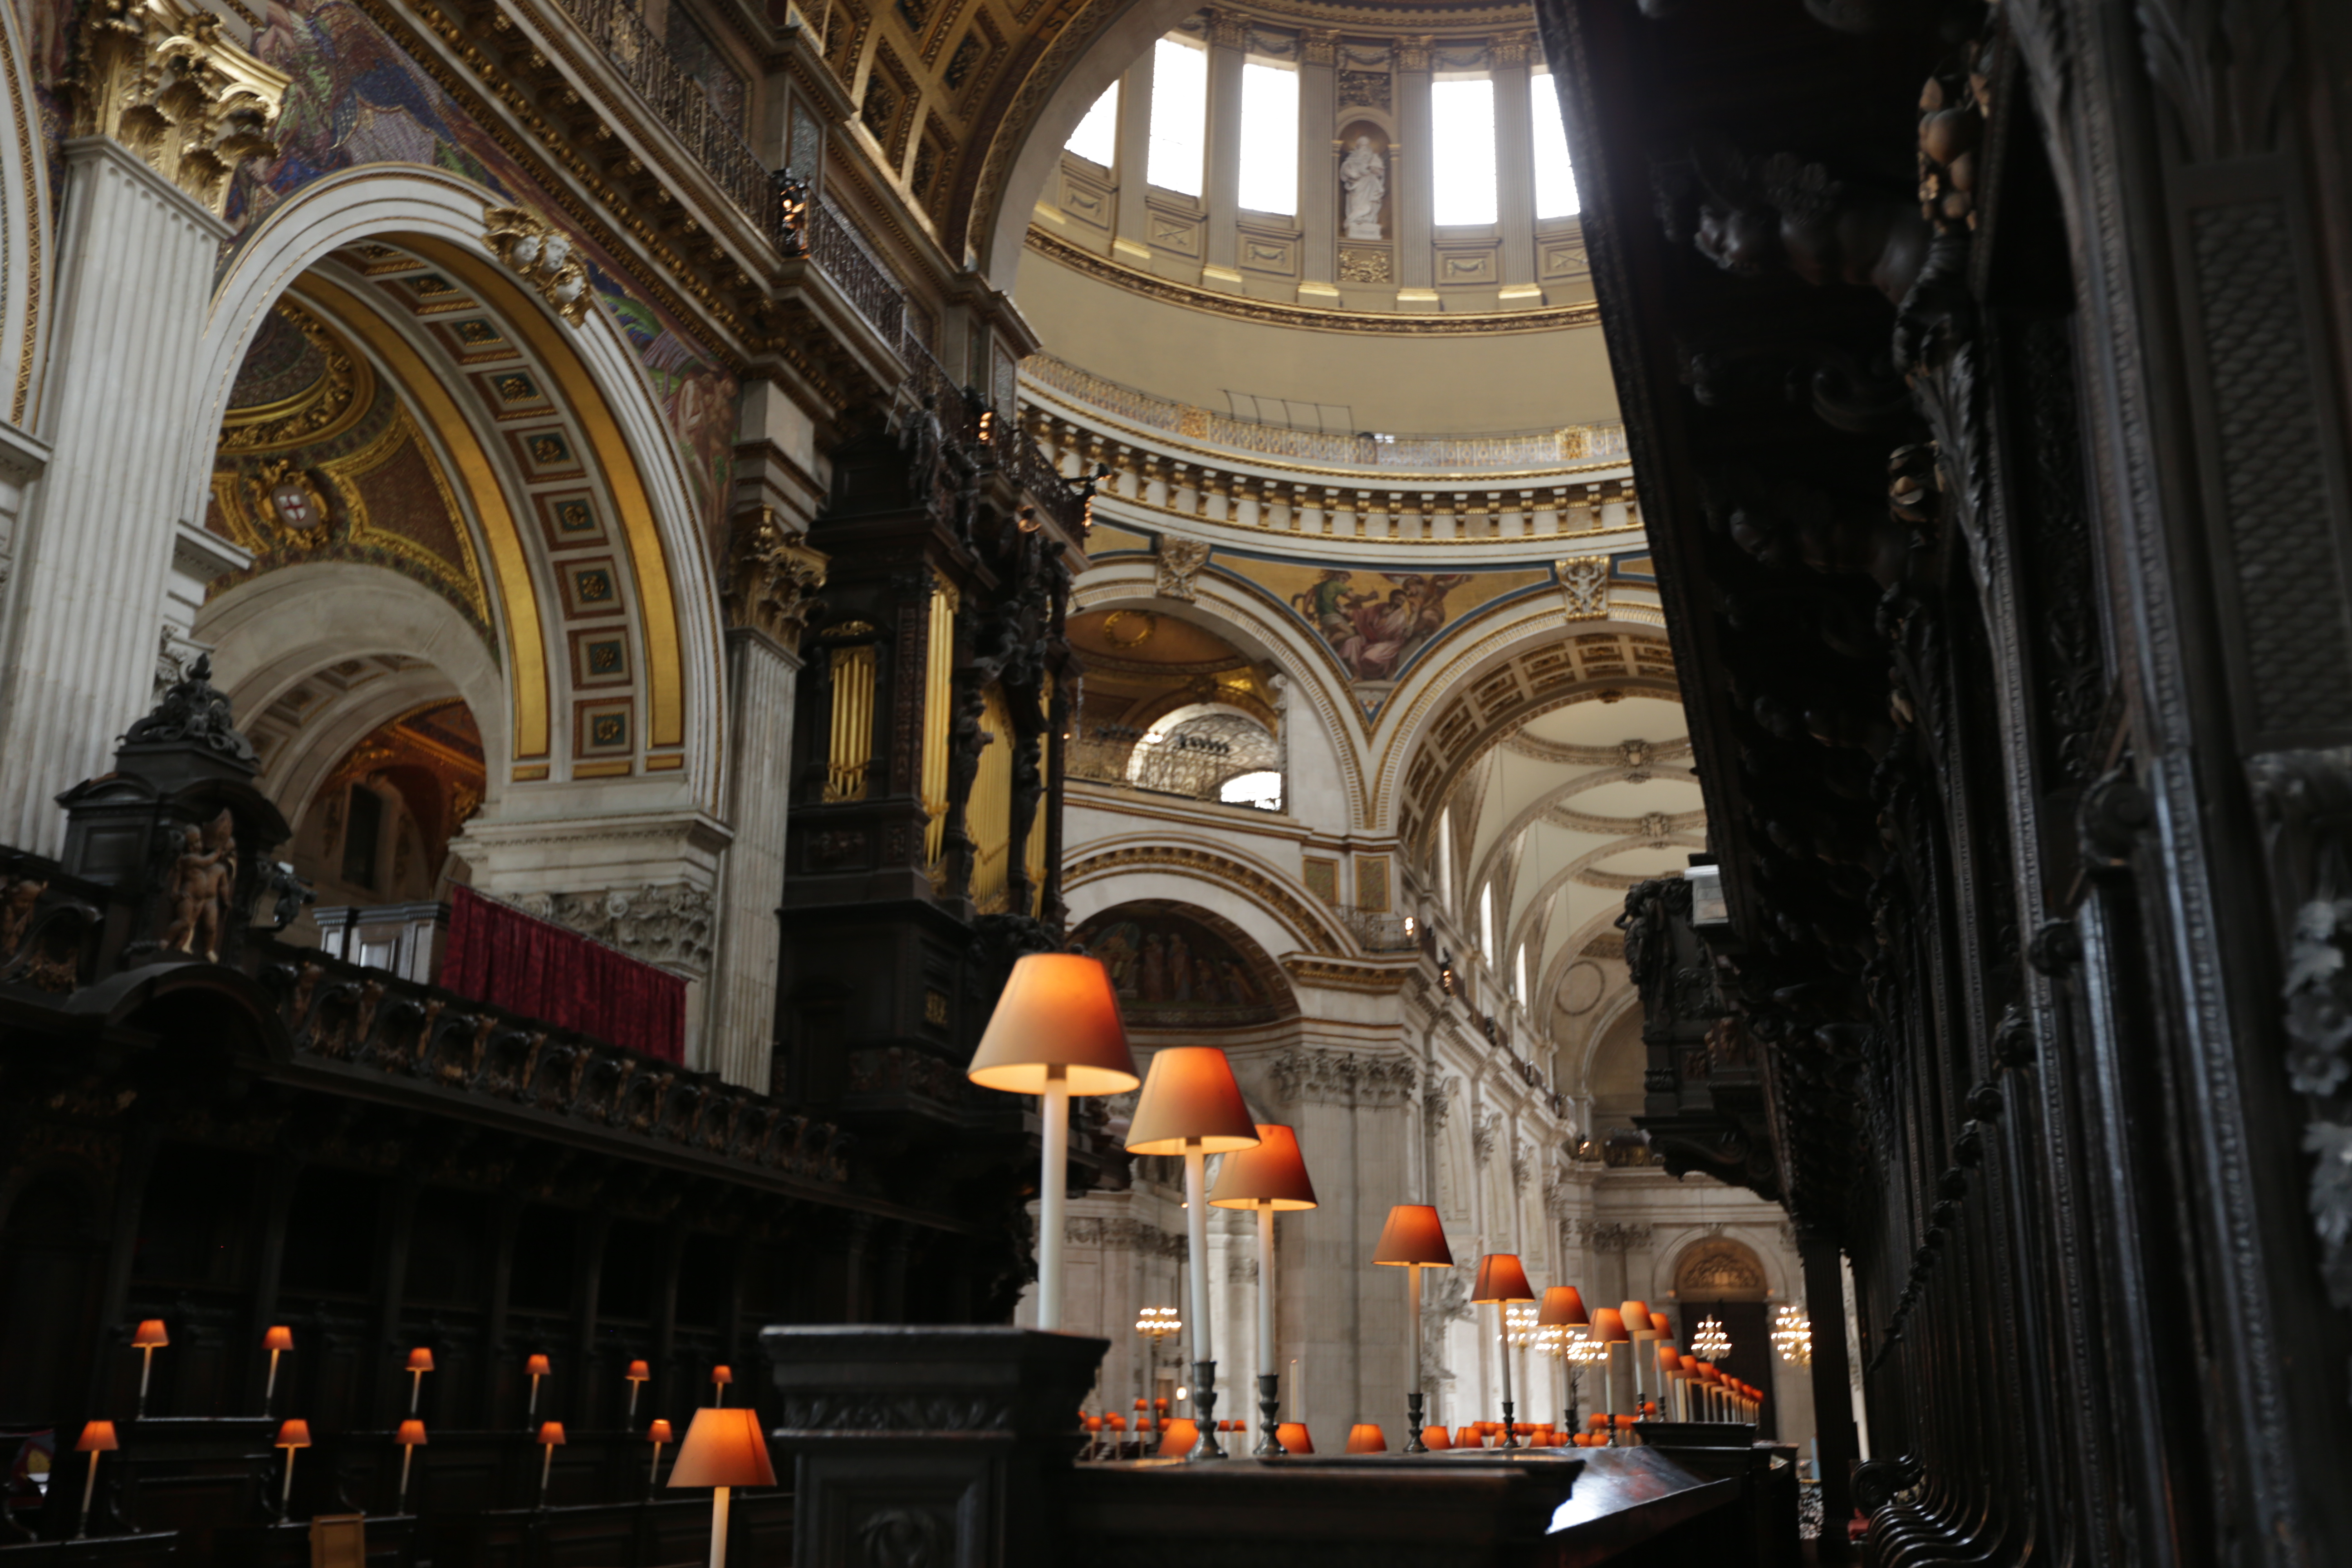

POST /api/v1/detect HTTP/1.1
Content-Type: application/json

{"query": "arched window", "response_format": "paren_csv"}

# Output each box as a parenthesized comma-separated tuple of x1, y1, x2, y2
(1514, 943, 1528, 1002)
(1479, 881, 1495, 959)
(1237, 59, 1298, 214)
(1431, 76, 1498, 226)
(1437, 808, 1455, 911)
(1066, 79, 1119, 168)
(1531, 71, 1580, 218)
(1148, 36, 1209, 196)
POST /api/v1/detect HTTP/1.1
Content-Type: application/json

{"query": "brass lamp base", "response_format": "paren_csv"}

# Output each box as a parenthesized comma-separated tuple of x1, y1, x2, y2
(1188, 1361, 1227, 1461)
(1254, 1374, 1284, 1455)
(1404, 1392, 1427, 1453)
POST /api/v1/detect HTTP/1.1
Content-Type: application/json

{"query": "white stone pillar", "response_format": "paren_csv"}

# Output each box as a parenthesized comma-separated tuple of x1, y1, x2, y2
(0, 139, 233, 852)
(1297, 29, 1340, 303)
(706, 626, 802, 1088)
(1492, 35, 1540, 305)
(1395, 36, 1436, 307)
(1114, 49, 1157, 266)
(1201, 9, 1248, 292)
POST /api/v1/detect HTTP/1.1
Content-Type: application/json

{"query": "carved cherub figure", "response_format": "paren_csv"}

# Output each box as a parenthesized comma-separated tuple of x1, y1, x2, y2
(159, 810, 239, 962)
(0, 875, 45, 959)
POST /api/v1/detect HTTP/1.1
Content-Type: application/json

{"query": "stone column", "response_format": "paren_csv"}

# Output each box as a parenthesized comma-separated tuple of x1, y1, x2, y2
(0, 11, 287, 853)
(707, 624, 803, 1088)
(1492, 34, 1540, 305)
(1113, 49, 1156, 265)
(1297, 29, 1340, 303)
(1395, 37, 1436, 308)
(1200, 10, 1248, 292)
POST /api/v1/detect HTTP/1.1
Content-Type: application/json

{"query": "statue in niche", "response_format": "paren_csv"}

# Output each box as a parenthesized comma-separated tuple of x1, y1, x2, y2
(1341, 135, 1387, 240)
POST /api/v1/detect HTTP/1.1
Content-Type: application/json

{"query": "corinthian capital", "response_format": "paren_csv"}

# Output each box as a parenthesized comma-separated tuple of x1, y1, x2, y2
(71, 0, 290, 217)
(725, 510, 828, 653)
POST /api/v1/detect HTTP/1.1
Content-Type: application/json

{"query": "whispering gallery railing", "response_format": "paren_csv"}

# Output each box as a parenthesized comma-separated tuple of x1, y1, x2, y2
(556, 0, 771, 224)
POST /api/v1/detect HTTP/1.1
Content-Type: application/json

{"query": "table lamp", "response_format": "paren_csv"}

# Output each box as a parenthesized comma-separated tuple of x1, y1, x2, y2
(1619, 1300, 1653, 1417)
(1588, 1308, 1629, 1442)
(1127, 1045, 1259, 1459)
(275, 1420, 311, 1518)
(1275, 1421, 1313, 1453)
(668, 1407, 775, 1568)
(648, 1418, 674, 1487)
(1157, 1417, 1199, 1454)
(1372, 1204, 1453, 1452)
(396, 1420, 426, 1514)
(1537, 1286, 1588, 1431)
(406, 1348, 434, 1412)
(73, 1421, 115, 1540)
(526, 1354, 551, 1417)
(968, 953, 1140, 1331)
(1210, 1122, 1318, 1454)
(263, 1326, 294, 1409)
(712, 1365, 733, 1406)
(535, 1422, 564, 1508)
(1471, 1255, 1535, 1448)
(1346, 1423, 1387, 1454)
(626, 1360, 651, 1421)
(132, 1320, 167, 1419)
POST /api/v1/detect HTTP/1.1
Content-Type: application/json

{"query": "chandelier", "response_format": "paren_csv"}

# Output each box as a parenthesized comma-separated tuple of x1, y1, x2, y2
(1135, 1305, 1183, 1341)
(1567, 1327, 1609, 1364)
(1772, 1304, 1813, 1367)
(1691, 1313, 1732, 1361)
(1505, 1302, 1541, 1348)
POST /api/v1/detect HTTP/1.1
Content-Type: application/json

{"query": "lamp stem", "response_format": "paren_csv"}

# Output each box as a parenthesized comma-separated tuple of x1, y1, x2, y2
(1039, 1071, 1070, 1332)
(1181, 1145, 1224, 1460)
(280, 1447, 297, 1517)
(411, 1369, 423, 1413)
(1496, 1304, 1517, 1448)
(138, 1347, 154, 1420)
(649, 1440, 664, 1488)
(628, 1382, 640, 1423)
(538, 1441, 553, 1509)
(398, 1445, 414, 1514)
(1254, 1204, 1282, 1456)
(1404, 1264, 1426, 1452)
(708, 1484, 732, 1568)
(266, 1348, 281, 1407)
(529, 1374, 541, 1419)
(76, 1451, 98, 1540)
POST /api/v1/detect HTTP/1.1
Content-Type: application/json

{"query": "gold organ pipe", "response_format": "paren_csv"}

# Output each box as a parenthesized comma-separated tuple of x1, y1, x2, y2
(921, 585, 957, 866)
(969, 685, 1014, 912)
(825, 644, 877, 803)
(1026, 671, 1053, 915)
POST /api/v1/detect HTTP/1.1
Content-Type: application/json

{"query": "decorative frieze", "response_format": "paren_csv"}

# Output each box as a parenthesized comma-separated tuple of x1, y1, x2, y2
(516, 883, 716, 975)
(1267, 1045, 1417, 1106)
(70, 0, 289, 217)
(1065, 1216, 1186, 1260)
(1577, 1220, 1654, 1253)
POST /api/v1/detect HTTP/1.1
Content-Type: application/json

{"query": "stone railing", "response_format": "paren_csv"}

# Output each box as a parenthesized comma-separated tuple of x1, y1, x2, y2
(557, 0, 770, 224)
(1334, 905, 1418, 953)
(1024, 353, 1629, 475)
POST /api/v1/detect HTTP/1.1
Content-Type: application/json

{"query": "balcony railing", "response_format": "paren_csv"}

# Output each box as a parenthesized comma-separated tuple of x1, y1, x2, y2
(779, 178, 908, 343)
(1335, 905, 1418, 953)
(556, 0, 770, 224)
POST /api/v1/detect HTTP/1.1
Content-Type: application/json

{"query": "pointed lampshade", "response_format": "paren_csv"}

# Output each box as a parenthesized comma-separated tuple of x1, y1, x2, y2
(967, 954, 1140, 1096)
(264, 1326, 294, 1352)
(1125, 1048, 1260, 1154)
(667, 1408, 775, 1488)
(76, 1422, 118, 1454)
(1537, 1286, 1589, 1328)
(407, 1348, 434, 1372)
(397, 1421, 427, 1446)
(276, 1421, 312, 1449)
(1619, 1301, 1651, 1331)
(1649, 1312, 1671, 1335)
(1590, 1308, 1629, 1343)
(1471, 1253, 1535, 1303)
(132, 1320, 168, 1348)
(1372, 1204, 1452, 1266)
(1209, 1124, 1318, 1210)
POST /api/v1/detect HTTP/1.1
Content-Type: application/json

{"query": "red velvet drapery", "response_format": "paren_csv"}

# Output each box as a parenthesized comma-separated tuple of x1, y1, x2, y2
(441, 886, 686, 1063)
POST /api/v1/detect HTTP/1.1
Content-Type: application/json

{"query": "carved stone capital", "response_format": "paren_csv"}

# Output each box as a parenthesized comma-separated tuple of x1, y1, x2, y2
(514, 883, 716, 976)
(71, 0, 288, 218)
(724, 509, 828, 652)
(1269, 1045, 1417, 1106)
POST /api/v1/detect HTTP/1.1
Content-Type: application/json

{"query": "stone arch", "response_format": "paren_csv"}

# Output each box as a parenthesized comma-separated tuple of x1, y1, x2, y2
(1063, 831, 1355, 959)
(192, 166, 725, 808)
(1069, 897, 1298, 1025)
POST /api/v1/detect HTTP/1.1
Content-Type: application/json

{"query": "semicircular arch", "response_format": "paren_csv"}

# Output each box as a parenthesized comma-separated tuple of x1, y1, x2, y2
(1069, 896, 1299, 1023)
(1062, 830, 1356, 958)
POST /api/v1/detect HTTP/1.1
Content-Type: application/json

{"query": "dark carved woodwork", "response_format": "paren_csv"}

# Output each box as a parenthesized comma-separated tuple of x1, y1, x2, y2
(1548, 0, 2352, 1559)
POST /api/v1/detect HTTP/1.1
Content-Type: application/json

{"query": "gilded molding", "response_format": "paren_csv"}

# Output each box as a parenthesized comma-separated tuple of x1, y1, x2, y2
(1024, 228, 1599, 336)
(69, 0, 290, 217)
(482, 206, 593, 325)
(1281, 956, 1416, 993)
(1063, 843, 1347, 955)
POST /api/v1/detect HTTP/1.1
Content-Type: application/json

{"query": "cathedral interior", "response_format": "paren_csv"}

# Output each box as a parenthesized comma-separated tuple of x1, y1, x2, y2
(0, 0, 2347, 1562)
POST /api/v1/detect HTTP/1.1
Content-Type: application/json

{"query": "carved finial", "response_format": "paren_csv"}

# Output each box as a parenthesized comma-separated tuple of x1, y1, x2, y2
(122, 653, 260, 770)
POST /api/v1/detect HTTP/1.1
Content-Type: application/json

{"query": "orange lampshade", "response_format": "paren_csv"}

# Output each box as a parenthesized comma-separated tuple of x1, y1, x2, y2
(132, 1320, 169, 1349)
(1421, 1426, 1451, 1450)
(526, 1355, 551, 1377)
(648, 1419, 674, 1444)
(1154, 1397, 1169, 1411)
(264, 1326, 294, 1353)
(1590, 1308, 1629, 1343)
(627, 1361, 651, 1381)
(76, 1421, 118, 1454)
(968, 954, 1141, 1097)
(1649, 1312, 1671, 1335)
(1276, 1422, 1313, 1453)
(1656, 1342, 1682, 1370)
(1619, 1301, 1651, 1331)
(1471, 1254, 1535, 1303)
(1126, 1048, 1260, 1154)
(1680, 1355, 1699, 1372)
(1537, 1286, 1589, 1328)
(1156, 1418, 1199, 1453)
(1372, 1205, 1453, 1267)
(667, 1408, 775, 1488)
(276, 1421, 312, 1449)
(397, 1420, 427, 1446)
(1700, 1365, 1721, 1382)
(1085, 1416, 1102, 1431)
(1345, 1423, 1387, 1454)
(1457, 1425, 1482, 1447)
(1209, 1124, 1319, 1210)
(407, 1348, 435, 1372)
(712, 1366, 733, 1385)
(537, 1422, 565, 1446)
